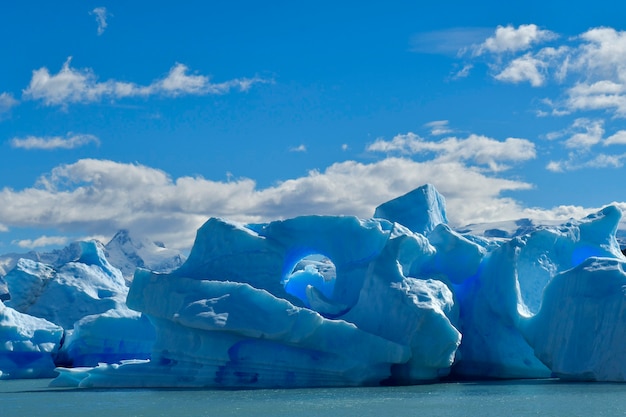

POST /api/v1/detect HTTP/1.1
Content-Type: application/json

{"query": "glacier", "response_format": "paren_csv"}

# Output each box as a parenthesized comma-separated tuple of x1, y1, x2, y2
(2, 183, 626, 386)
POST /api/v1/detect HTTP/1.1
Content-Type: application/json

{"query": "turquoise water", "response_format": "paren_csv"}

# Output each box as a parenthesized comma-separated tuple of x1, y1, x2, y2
(3, 379, 626, 417)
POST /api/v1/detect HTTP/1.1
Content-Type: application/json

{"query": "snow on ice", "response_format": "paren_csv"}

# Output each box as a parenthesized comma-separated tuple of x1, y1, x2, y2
(1, 184, 626, 386)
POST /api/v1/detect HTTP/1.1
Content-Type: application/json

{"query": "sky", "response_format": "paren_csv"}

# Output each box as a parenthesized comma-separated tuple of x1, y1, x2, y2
(2, 1, 626, 253)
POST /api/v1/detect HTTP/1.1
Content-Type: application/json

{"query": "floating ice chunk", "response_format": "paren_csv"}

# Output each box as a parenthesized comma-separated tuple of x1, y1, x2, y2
(0, 301, 63, 379)
(453, 205, 624, 379)
(522, 257, 626, 381)
(56, 306, 155, 367)
(1, 240, 152, 371)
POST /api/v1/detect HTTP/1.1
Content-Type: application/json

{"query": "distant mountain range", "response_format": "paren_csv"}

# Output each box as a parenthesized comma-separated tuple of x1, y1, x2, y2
(0, 229, 186, 280)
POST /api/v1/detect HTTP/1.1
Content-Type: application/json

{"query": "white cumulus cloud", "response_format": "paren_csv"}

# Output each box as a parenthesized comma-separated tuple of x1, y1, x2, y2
(367, 132, 536, 172)
(0, 157, 537, 250)
(563, 118, 605, 149)
(565, 80, 626, 115)
(545, 118, 626, 171)
(605, 130, 626, 145)
(495, 53, 548, 87)
(22, 58, 270, 107)
(475, 24, 557, 55)
(471, 25, 626, 117)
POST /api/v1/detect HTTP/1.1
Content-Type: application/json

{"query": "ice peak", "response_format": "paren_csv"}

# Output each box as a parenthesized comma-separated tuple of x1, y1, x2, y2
(374, 184, 448, 235)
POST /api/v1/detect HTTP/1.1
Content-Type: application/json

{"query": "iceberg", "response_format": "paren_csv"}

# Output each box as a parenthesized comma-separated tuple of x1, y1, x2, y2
(373, 183, 448, 235)
(55, 306, 155, 368)
(0, 301, 63, 379)
(520, 207, 626, 381)
(521, 257, 626, 381)
(1, 183, 625, 387)
(54, 211, 461, 388)
(3, 241, 128, 329)
(453, 205, 624, 379)
(1, 240, 155, 374)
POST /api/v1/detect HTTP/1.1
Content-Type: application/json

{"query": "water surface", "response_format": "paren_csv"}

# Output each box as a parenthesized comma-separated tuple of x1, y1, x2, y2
(3, 379, 626, 417)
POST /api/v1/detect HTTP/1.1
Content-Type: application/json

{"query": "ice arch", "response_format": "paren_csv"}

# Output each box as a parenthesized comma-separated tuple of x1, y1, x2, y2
(283, 254, 337, 309)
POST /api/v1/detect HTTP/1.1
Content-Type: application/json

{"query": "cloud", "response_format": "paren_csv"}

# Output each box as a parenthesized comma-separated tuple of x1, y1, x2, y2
(494, 53, 548, 87)
(10, 133, 100, 150)
(0, 92, 18, 114)
(0, 158, 537, 250)
(411, 27, 493, 56)
(474, 24, 558, 56)
(425, 120, 453, 136)
(545, 118, 626, 171)
(22, 58, 270, 107)
(605, 130, 626, 145)
(452, 64, 473, 79)
(470, 26, 626, 117)
(572, 28, 626, 82)
(367, 132, 536, 172)
(563, 118, 605, 149)
(13, 235, 69, 249)
(565, 80, 626, 115)
(341, 144, 349, 151)
(546, 152, 626, 172)
(289, 144, 307, 152)
(90, 7, 110, 36)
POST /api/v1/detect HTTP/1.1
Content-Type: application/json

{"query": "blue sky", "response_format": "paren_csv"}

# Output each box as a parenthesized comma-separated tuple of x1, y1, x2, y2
(1, 1, 626, 252)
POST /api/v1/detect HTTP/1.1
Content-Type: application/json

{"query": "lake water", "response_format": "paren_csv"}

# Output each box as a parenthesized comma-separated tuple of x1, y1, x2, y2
(3, 379, 626, 417)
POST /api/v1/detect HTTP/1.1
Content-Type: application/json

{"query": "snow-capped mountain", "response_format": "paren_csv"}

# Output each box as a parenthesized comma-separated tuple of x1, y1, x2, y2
(103, 230, 186, 279)
(0, 243, 83, 278)
(0, 230, 186, 281)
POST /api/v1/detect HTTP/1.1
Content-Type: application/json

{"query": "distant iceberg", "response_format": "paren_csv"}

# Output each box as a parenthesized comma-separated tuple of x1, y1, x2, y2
(2, 184, 626, 386)
(1, 241, 155, 378)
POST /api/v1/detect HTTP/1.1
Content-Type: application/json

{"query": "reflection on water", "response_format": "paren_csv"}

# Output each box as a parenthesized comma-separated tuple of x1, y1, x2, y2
(2, 379, 626, 417)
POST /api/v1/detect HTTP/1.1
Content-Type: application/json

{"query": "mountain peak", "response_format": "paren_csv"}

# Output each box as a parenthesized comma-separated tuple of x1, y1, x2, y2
(104, 230, 185, 279)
